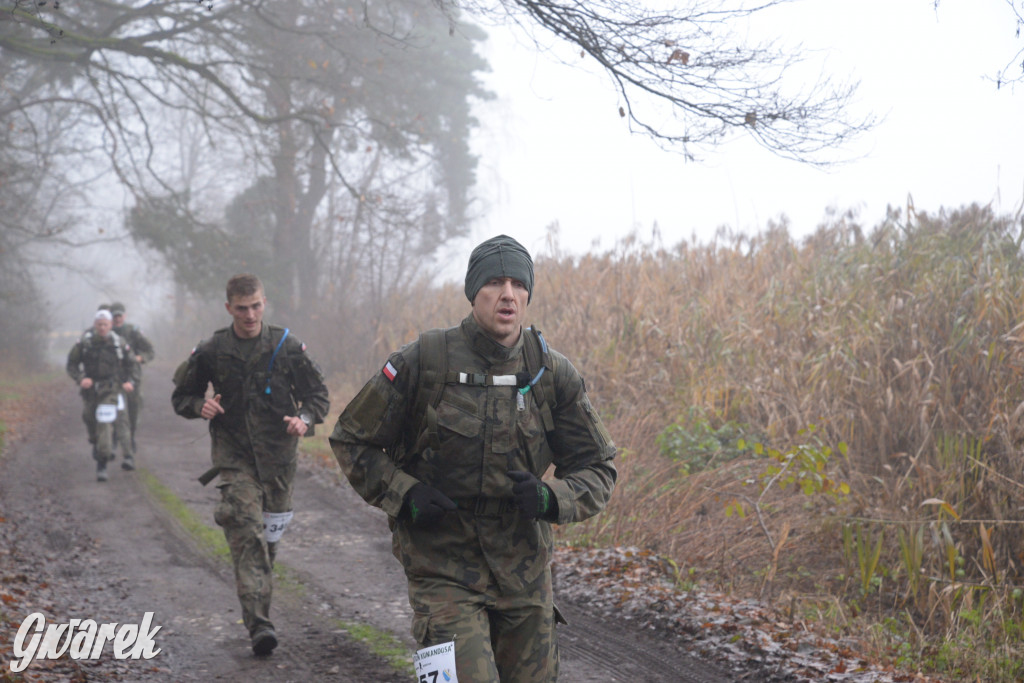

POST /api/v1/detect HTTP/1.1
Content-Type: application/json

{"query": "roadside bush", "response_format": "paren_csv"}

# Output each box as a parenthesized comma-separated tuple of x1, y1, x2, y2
(655, 408, 755, 474)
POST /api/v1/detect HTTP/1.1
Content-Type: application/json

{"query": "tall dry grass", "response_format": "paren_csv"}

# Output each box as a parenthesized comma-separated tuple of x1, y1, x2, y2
(538, 204, 1024, 679)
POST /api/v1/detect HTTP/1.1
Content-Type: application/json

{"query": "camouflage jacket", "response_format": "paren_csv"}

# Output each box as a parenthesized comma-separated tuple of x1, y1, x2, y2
(330, 315, 617, 594)
(113, 322, 156, 366)
(66, 330, 141, 396)
(172, 323, 330, 482)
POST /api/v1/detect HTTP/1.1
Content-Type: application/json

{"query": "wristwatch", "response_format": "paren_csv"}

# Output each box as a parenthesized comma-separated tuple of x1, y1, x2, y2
(299, 414, 312, 428)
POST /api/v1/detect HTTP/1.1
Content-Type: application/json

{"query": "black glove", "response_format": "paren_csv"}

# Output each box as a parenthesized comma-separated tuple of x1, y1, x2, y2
(508, 470, 555, 520)
(402, 483, 457, 527)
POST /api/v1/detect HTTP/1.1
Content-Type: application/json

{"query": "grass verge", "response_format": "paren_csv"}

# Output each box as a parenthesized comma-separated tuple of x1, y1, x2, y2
(137, 468, 230, 562)
(333, 620, 413, 673)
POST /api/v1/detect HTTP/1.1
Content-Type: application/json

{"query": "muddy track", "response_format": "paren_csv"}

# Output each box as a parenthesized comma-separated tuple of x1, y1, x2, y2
(1, 366, 731, 681)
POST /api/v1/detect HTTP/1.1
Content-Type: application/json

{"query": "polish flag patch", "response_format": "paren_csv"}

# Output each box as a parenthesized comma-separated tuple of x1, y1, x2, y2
(382, 361, 398, 382)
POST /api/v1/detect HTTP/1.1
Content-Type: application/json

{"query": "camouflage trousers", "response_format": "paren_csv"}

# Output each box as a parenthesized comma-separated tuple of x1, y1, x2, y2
(117, 384, 142, 450)
(213, 468, 293, 636)
(81, 393, 133, 464)
(408, 566, 560, 682)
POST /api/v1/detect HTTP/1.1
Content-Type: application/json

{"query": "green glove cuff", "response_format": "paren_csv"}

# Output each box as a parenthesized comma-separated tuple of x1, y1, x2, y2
(538, 484, 551, 517)
(408, 499, 422, 524)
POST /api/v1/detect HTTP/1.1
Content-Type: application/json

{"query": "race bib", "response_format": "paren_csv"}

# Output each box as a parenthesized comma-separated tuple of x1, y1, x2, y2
(95, 403, 118, 423)
(413, 641, 457, 683)
(263, 510, 294, 543)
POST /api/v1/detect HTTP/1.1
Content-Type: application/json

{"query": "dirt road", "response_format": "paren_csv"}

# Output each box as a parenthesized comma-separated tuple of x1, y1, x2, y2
(0, 368, 733, 681)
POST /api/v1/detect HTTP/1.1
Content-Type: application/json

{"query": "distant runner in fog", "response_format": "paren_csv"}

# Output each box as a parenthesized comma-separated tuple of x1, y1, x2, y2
(110, 301, 155, 454)
(331, 234, 617, 681)
(171, 274, 330, 658)
(66, 309, 139, 481)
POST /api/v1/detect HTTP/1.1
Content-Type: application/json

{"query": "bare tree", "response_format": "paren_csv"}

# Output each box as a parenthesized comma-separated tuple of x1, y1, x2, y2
(7, 0, 878, 167)
(4, 0, 489, 331)
(2, 0, 893, 366)
(0, 41, 130, 363)
(987, 0, 1022, 88)
(430, 0, 876, 163)
(933, 0, 1024, 88)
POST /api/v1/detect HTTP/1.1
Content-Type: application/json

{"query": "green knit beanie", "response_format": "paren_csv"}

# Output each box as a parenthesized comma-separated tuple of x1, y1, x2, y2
(464, 235, 534, 303)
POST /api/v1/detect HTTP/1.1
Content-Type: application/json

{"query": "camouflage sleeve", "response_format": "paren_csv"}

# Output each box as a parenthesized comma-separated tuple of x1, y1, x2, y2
(122, 350, 142, 385)
(285, 335, 330, 434)
(66, 343, 84, 383)
(171, 341, 212, 419)
(544, 349, 618, 525)
(329, 347, 420, 518)
(172, 360, 189, 386)
(131, 328, 156, 363)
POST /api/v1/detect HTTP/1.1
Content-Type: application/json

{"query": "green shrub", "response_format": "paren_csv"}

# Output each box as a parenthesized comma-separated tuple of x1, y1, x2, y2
(655, 408, 757, 474)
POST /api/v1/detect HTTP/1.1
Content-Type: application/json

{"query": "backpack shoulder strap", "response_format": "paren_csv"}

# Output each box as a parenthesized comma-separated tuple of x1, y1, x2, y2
(264, 326, 290, 395)
(522, 326, 556, 433)
(413, 328, 448, 450)
(108, 330, 125, 360)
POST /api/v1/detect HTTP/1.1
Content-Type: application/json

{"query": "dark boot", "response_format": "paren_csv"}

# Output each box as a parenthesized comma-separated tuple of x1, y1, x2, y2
(96, 460, 109, 482)
(251, 627, 277, 656)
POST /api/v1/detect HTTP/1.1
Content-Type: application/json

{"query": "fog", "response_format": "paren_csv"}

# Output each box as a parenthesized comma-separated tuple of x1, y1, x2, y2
(4, 0, 1022, 376)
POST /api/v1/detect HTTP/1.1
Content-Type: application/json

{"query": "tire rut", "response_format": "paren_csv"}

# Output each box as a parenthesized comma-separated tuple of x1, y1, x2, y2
(555, 600, 734, 682)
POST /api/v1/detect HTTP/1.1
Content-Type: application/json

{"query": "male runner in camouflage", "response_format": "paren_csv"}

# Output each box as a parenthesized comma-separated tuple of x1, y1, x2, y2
(172, 274, 329, 656)
(109, 301, 155, 452)
(66, 309, 139, 481)
(331, 235, 616, 680)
